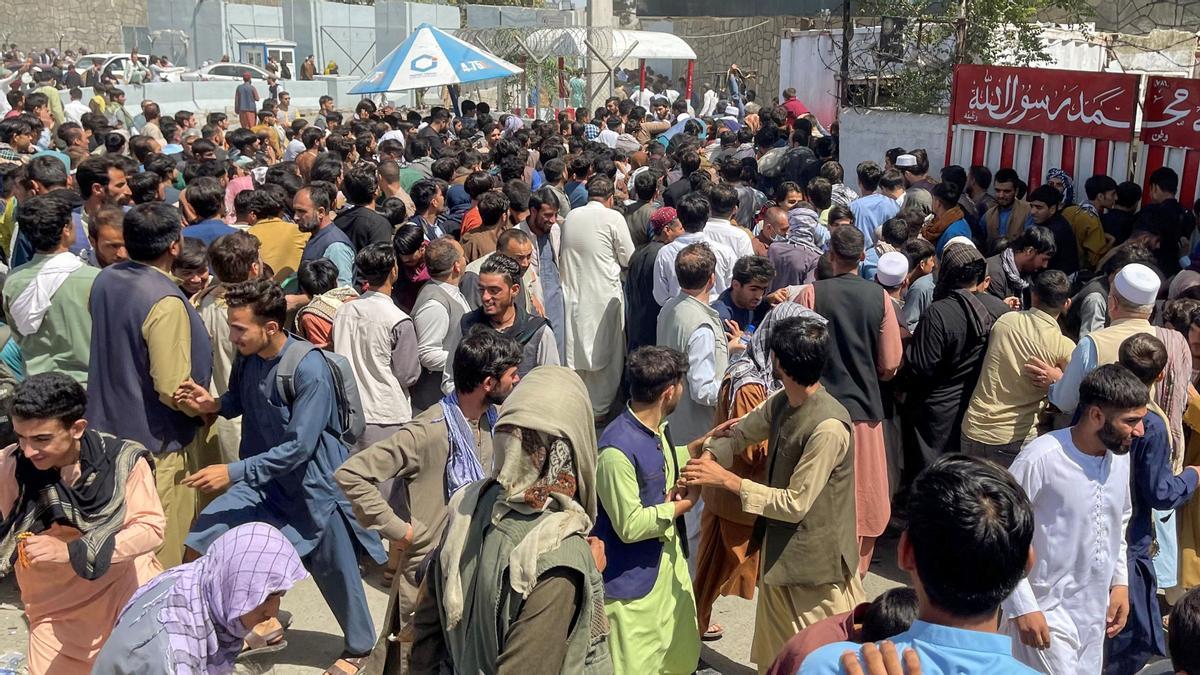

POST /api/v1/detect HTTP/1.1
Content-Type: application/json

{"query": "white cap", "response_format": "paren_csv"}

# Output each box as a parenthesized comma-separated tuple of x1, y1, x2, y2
(895, 153, 917, 168)
(875, 252, 910, 287)
(1113, 263, 1159, 306)
(944, 236, 976, 250)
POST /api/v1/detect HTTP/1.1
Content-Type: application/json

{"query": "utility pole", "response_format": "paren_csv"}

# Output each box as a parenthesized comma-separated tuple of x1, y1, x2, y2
(587, 0, 614, 110)
(839, 0, 852, 112)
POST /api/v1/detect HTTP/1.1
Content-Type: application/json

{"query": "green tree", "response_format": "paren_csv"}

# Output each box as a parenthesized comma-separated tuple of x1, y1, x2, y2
(853, 0, 1091, 113)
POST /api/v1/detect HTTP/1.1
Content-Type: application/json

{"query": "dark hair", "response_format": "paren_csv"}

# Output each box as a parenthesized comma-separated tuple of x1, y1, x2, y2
(186, 176, 224, 220)
(224, 279, 287, 328)
(675, 243, 716, 290)
(880, 218, 909, 247)
(1028, 184, 1062, 208)
(940, 165, 967, 191)
(1031, 269, 1071, 309)
(503, 179, 531, 212)
(452, 327, 524, 393)
(355, 242, 396, 288)
(124, 202, 182, 261)
(477, 191, 510, 228)
(859, 588, 920, 643)
(626, 346, 688, 404)
(906, 454, 1033, 617)
(410, 179, 441, 214)
(1103, 243, 1157, 277)
(1010, 225, 1057, 256)
(479, 253, 522, 287)
(543, 158, 566, 184)
(12, 372, 86, 426)
(465, 171, 494, 199)
(377, 197, 409, 226)
(174, 237, 209, 275)
(25, 155, 68, 189)
(128, 171, 162, 204)
(342, 164, 378, 206)
(1117, 333, 1168, 387)
(1171, 588, 1200, 674)
(298, 258, 340, 296)
(1078, 176, 1118, 204)
(1149, 166, 1179, 195)
(76, 155, 116, 200)
(931, 181, 962, 209)
(587, 175, 615, 200)
(856, 161, 883, 192)
(208, 231, 261, 283)
(1115, 181, 1142, 209)
(708, 183, 739, 217)
(391, 224, 424, 260)
(305, 181, 337, 213)
(732, 255, 774, 285)
(19, 192, 74, 252)
(829, 225, 865, 261)
(993, 167, 1020, 187)
(768, 316, 829, 386)
(968, 165, 992, 191)
(677, 192, 711, 233)
(819, 161, 845, 184)
(806, 177, 832, 211)
(1079, 363, 1150, 415)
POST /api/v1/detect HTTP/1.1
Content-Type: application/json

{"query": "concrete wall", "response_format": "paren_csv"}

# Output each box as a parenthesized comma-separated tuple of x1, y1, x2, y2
(7, 0, 147, 53)
(81, 77, 360, 121)
(839, 108, 948, 181)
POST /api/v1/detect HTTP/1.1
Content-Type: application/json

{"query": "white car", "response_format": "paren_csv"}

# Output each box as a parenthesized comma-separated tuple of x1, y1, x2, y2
(181, 63, 273, 82)
(78, 53, 185, 83)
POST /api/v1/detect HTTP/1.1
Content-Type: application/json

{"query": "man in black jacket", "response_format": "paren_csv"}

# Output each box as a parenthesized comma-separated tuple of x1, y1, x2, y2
(416, 108, 450, 159)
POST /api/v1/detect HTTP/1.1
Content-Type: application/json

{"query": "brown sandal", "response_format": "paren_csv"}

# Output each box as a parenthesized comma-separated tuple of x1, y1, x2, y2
(323, 655, 368, 675)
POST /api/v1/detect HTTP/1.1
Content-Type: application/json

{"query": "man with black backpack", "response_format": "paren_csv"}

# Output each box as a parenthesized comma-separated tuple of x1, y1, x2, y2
(173, 279, 386, 675)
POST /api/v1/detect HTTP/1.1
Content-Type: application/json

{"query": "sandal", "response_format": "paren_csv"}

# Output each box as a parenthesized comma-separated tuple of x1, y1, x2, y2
(324, 655, 369, 675)
(702, 623, 724, 641)
(238, 614, 292, 659)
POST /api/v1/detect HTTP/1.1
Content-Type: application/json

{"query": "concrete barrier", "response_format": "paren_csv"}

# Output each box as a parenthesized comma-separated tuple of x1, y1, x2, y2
(838, 108, 949, 181)
(60, 77, 372, 124)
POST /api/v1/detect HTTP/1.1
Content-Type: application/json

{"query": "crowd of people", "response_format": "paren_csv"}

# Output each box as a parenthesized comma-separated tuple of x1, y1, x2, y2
(6, 44, 1200, 675)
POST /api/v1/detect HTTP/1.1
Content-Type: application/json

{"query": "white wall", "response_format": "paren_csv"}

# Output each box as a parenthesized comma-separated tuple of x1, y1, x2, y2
(839, 108, 949, 179)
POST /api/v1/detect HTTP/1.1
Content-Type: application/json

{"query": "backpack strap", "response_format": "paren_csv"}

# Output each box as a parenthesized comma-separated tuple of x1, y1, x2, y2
(275, 339, 317, 405)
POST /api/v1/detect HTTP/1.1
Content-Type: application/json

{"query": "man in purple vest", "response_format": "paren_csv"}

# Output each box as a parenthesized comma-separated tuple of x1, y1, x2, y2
(593, 345, 704, 674)
(86, 201, 214, 569)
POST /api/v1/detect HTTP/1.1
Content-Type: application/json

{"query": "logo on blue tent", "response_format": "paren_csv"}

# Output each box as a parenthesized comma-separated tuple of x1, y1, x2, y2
(460, 60, 488, 73)
(411, 55, 438, 73)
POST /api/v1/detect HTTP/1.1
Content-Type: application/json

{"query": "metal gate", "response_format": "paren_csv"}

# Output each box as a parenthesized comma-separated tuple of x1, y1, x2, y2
(946, 64, 1139, 187)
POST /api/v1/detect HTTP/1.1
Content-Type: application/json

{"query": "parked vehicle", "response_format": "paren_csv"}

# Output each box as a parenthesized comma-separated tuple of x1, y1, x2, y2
(180, 63, 273, 82)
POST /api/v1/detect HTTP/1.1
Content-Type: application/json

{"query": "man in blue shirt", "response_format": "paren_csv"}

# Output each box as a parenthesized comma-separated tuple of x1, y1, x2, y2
(849, 162, 902, 247)
(175, 279, 386, 674)
(801, 455, 1038, 674)
(180, 176, 236, 245)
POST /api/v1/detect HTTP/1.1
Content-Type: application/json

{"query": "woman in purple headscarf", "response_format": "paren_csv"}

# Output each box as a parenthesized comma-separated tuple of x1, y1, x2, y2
(93, 522, 307, 674)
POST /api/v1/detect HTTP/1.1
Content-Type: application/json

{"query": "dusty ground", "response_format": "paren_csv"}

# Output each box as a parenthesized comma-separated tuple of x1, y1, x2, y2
(0, 531, 909, 674)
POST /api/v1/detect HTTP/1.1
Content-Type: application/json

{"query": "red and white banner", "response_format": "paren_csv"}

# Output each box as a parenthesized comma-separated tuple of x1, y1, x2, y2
(1137, 76, 1200, 207)
(947, 65, 1139, 188)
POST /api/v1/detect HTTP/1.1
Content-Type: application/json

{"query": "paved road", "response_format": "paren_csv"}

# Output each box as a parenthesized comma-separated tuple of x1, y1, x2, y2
(0, 530, 909, 674)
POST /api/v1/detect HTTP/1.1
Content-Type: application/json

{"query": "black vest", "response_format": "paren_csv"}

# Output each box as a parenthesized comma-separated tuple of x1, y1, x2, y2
(813, 273, 887, 421)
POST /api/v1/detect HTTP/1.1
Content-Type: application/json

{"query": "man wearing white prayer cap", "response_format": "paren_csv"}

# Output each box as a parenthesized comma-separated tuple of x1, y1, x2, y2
(874, 251, 910, 315)
(1043, 261, 1162, 412)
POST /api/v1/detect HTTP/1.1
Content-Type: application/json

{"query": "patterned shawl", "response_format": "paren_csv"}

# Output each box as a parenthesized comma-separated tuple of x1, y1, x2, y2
(117, 522, 307, 675)
(0, 430, 149, 580)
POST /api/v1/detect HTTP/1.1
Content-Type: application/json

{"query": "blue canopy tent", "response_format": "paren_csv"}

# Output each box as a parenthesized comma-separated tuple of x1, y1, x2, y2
(349, 23, 523, 95)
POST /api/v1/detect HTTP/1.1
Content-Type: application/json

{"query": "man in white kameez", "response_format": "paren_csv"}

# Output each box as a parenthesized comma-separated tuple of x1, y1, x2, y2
(1003, 363, 1140, 674)
(559, 175, 636, 420)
